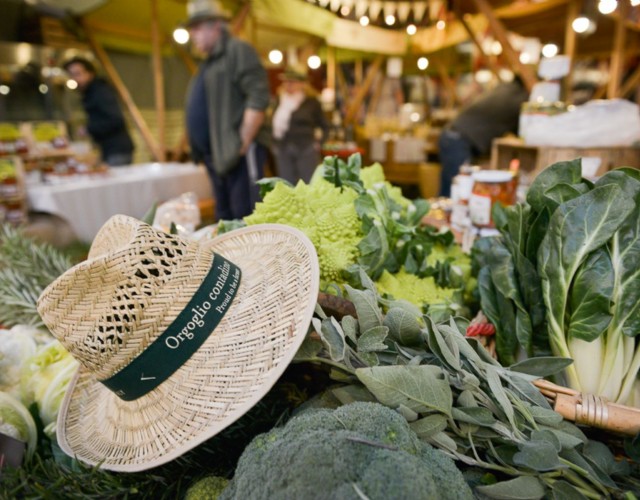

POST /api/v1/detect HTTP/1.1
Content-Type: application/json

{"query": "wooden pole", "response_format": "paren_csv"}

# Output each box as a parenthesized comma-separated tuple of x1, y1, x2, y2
(173, 41, 198, 76)
(230, 2, 251, 36)
(454, 5, 501, 81)
(435, 59, 457, 110)
(470, 0, 538, 92)
(344, 55, 384, 125)
(150, 0, 166, 162)
(608, 0, 628, 98)
(82, 20, 162, 161)
(355, 57, 363, 86)
(368, 71, 385, 116)
(620, 61, 640, 98)
(327, 45, 337, 93)
(563, 0, 580, 100)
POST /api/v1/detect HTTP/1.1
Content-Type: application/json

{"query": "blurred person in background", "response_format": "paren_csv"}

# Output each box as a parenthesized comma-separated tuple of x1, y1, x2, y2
(63, 56, 134, 166)
(437, 76, 528, 197)
(272, 69, 328, 184)
(184, 0, 270, 221)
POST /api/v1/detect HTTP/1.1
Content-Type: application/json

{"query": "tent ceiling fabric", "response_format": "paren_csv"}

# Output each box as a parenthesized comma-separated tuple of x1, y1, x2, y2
(81, 0, 640, 57)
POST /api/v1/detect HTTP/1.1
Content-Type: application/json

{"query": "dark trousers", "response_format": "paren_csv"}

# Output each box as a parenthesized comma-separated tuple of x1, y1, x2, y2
(438, 129, 473, 198)
(204, 143, 267, 221)
(274, 142, 320, 184)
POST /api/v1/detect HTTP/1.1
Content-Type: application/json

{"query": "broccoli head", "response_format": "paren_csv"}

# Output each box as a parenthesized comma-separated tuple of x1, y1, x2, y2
(220, 402, 472, 500)
(185, 476, 229, 500)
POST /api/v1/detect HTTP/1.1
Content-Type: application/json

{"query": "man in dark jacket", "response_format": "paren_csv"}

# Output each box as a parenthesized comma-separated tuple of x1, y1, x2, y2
(64, 56, 134, 166)
(184, 0, 270, 221)
(438, 76, 529, 197)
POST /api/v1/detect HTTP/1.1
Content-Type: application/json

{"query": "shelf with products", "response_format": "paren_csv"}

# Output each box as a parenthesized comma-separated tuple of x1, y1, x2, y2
(0, 157, 28, 225)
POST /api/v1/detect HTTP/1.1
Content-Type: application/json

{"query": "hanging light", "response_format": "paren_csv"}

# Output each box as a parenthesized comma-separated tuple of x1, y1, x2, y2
(417, 57, 429, 70)
(308, 55, 322, 69)
(598, 0, 617, 13)
(385, 14, 396, 25)
(66, 80, 78, 90)
(519, 52, 532, 64)
(572, 15, 596, 34)
(340, 5, 350, 16)
(39, 84, 48, 94)
(490, 41, 503, 56)
(359, 15, 370, 26)
(632, 0, 640, 6)
(268, 49, 284, 65)
(541, 43, 559, 58)
(173, 28, 189, 45)
(0, 85, 10, 95)
(406, 24, 417, 35)
(436, 20, 446, 30)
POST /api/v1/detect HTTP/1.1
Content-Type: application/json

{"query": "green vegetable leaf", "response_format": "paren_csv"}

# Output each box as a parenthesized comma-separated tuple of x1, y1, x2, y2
(256, 177, 292, 198)
(485, 365, 516, 428)
(476, 476, 545, 500)
(383, 307, 423, 346)
(345, 286, 384, 333)
(312, 317, 346, 362)
(293, 335, 324, 361)
(357, 326, 389, 353)
(527, 159, 583, 214)
(452, 407, 497, 427)
(529, 407, 564, 427)
(410, 414, 448, 438)
(426, 320, 461, 371)
(550, 480, 588, 500)
(504, 374, 552, 409)
(356, 365, 453, 416)
(513, 441, 562, 471)
(510, 357, 574, 377)
(542, 183, 584, 212)
(568, 247, 614, 341)
(525, 206, 550, 263)
(531, 429, 561, 452)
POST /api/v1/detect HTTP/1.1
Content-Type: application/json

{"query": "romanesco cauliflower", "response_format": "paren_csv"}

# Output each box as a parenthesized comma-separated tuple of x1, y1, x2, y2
(376, 268, 457, 308)
(245, 179, 363, 287)
(359, 163, 410, 209)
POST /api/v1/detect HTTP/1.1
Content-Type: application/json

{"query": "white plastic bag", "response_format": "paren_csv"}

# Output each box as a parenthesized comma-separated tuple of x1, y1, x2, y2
(520, 99, 640, 147)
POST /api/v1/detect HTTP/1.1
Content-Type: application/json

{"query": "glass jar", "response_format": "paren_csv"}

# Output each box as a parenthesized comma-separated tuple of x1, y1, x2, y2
(469, 170, 516, 228)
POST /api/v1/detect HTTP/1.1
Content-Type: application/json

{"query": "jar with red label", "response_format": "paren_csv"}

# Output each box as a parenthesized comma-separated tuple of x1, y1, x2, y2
(469, 170, 516, 228)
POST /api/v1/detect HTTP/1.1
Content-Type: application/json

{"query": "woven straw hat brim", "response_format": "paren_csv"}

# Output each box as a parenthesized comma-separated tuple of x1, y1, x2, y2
(55, 224, 319, 472)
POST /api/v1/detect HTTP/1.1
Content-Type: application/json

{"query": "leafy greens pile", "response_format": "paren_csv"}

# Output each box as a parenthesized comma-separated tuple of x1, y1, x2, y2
(473, 160, 640, 406)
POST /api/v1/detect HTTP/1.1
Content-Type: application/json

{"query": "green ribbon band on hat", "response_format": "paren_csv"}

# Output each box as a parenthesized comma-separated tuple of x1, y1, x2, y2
(100, 253, 242, 401)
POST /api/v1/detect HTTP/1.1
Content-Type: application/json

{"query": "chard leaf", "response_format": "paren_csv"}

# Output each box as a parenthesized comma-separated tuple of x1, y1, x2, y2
(550, 480, 588, 500)
(476, 476, 545, 500)
(568, 248, 614, 342)
(510, 357, 574, 377)
(312, 317, 346, 362)
(527, 159, 583, 214)
(543, 183, 584, 212)
(357, 326, 389, 353)
(356, 365, 453, 416)
(383, 308, 423, 346)
(410, 414, 447, 438)
(538, 184, 634, 387)
(513, 441, 562, 471)
(526, 206, 550, 263)
(345, 286, 383, 332)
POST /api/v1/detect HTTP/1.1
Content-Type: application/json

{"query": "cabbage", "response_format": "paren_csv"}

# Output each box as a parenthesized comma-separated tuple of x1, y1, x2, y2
(0, 391, 37, 458)
(21, 340, 78, 436)
(0, 325, 51, 397)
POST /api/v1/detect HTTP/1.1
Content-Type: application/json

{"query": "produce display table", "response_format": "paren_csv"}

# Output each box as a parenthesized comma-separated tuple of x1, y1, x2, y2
(26, 162, 212, 242)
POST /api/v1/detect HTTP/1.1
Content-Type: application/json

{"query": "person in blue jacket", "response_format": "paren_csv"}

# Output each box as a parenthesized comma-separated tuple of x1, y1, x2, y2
(64, 56, 134, 166)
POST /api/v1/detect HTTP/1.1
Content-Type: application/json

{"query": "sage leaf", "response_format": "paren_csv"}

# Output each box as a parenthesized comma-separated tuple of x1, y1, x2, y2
(312, 317, 346, 362)
(428, 431, 457, 452)
(358, 351, 379, 367)
(331, 385, 376, 405)
(531, 429, 561, 452)
(550, 480, 587, 500)
(410, 414, 447, 438)
(529, 407, 564, 427)
(452, 407, 496, 427)
(513, 441, 562, 471)
(505, 374, 551, 409)
(476, 476, 545, 500)
(485, 365, 516, 428)
(294, 335, 324, 361)
(357, 326, 389, 353)
(356, 365, 453, 416)
(383, 308, 423, 346)
(341, 315, 358, 344)
(395, 404, 419, 422)
(510, 357, 574, 377)
(345, 285, 384, 332)
(568, 248, 614, 342)
(427, 320, 461, 371)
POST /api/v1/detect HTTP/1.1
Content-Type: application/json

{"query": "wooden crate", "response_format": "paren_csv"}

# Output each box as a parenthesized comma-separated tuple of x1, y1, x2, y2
(491, 137, 640, 186)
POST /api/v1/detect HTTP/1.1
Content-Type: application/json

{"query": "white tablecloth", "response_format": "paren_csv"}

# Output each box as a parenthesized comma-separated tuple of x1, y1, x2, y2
(26, 163, 212, 242)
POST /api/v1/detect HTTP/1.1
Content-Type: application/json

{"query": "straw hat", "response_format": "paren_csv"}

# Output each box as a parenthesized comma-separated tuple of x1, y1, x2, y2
(279, 68, 307, 82)
(185, 0, 232, 26)
(37, 215, 319, 472)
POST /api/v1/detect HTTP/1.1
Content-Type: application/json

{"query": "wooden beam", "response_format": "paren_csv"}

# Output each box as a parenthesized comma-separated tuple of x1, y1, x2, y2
(608, 0, 629, 98)
(327, 45, 337, 93)
(435, 59, 457, 110)
(354, 58, 363, 86)
(82, 20, 162, 161)
(150, 0, 166, 162)
(563, 0, 579, 100)
(336, 62, 348, 100)
(230, 2, 251, 36)
(470, 0, 538, 92)
(368, 72, 385, 115)
(344, 55, 384, 125)
(456, 11, 501, 80)
(173, 41, 198, 75)
(620, 62, 640, 98)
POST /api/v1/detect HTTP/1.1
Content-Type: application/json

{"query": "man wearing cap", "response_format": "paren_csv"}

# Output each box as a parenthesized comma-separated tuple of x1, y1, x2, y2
(184, 0, 270, 221)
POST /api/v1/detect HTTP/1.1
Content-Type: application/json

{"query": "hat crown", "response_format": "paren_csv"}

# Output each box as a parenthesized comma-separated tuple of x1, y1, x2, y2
(187, 0, 231, 21)
(37, 215, 210, 381)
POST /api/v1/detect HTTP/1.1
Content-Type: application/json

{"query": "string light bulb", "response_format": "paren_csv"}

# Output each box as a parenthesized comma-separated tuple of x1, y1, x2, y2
(268, 49, 283, 65)
(385, 14, 396, 25)
(406, 24, 417, 35)
(417, 57, 429, 70)
(598, 0, 617, 14)
(308, 55, 321, 69)
(173, 28, 189, 44)
(359, 15, 369, 26)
